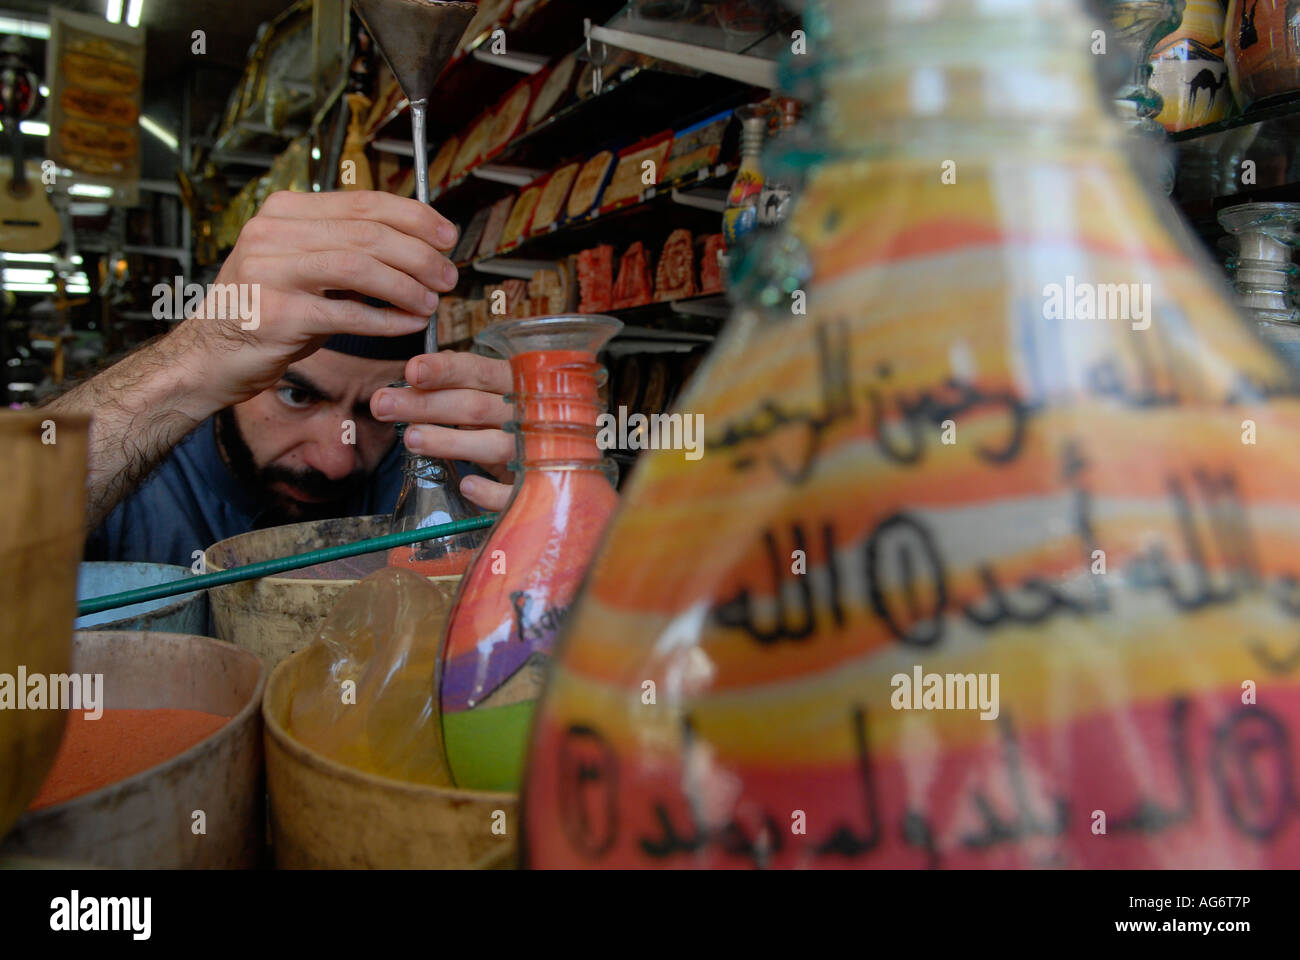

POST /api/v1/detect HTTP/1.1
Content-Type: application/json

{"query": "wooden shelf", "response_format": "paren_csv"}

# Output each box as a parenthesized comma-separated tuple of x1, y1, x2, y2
(374, 0, 628, 142)
(1170, 89, 1300, 143)
(428, 66, 752, 220)
(454, 163, 736, 269)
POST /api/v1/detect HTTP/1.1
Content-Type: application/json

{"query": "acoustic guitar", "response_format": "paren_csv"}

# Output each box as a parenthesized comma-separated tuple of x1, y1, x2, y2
(0, 156, 61, 252)
(0, 36, 59, 252)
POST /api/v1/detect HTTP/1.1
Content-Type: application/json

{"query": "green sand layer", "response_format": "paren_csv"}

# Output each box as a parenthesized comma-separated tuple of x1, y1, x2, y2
(443, 700, 536, 792)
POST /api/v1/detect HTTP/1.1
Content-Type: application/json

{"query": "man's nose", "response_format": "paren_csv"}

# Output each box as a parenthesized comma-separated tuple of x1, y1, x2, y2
(301, 415, 360, 480)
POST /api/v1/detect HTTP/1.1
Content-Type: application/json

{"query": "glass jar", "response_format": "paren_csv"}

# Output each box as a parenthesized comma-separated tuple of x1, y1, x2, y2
(523, 0, 1300, 868)
(438, 315, 622, 791)
(1218, 199, 1300, 363)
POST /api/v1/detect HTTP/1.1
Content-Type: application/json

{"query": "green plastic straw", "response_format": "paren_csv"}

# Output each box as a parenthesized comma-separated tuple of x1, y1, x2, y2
(76, 514, 498, 617)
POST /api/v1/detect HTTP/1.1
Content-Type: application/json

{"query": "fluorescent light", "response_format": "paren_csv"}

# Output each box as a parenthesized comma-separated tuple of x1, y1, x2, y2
(0, 16, 50, 39)
(140, 115, 177, 150)
(4, 283, 56, 293)
(126, 0, 144, 28)
(2, 253, 55, 263)
(69, 184, 115, 199)
(67, 285, 91, 294)
(106, 0, 124, 23)
(0, 121, 49, 136)
(4, 269, 53, 283)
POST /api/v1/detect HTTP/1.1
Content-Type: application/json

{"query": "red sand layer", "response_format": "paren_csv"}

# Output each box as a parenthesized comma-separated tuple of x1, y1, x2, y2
(387, 545, 474, 577)
(29, 708, 230, 810)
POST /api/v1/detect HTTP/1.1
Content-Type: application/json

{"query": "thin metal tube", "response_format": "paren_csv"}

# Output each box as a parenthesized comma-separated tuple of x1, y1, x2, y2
(77, 513, 497, 616)
(410, 96, 439, 354)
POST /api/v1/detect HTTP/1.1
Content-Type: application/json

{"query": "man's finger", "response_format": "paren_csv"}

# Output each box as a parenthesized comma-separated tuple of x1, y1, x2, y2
(461, 473, 513, 512)
(260, 190, 458, 251)
(290, 290, 430, 340)
(406, 351, 513, 394)
(246, 217, 457, 293)
(403, 424, 514, 467)
(287, 250, 442, 316)
(372, 386, 510, 427)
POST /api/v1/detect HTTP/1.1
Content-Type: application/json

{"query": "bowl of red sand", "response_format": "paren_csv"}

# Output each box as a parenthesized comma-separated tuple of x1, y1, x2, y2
(204, 516, 463, 665)
(1, 630, 265, 868)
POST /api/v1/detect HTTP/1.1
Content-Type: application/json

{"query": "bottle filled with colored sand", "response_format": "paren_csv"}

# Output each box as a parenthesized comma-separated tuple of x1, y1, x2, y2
(439, 315, 621, 791)
(522, 0, 1300, 868)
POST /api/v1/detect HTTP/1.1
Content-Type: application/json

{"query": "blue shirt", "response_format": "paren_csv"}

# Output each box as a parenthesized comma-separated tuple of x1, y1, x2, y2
(84, 417, 406, 567)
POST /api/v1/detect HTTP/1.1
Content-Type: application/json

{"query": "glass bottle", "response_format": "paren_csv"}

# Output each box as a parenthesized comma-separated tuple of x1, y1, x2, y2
(523, 0, 1300, 868)
(438, 314, 622, 792)
(722, 103, 771, 249)
(1218, 200, 1300, 365)
(387, 415, 487, 577)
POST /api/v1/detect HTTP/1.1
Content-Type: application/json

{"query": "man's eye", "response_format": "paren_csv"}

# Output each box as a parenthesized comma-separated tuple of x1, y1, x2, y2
(276, 386, 316, 409)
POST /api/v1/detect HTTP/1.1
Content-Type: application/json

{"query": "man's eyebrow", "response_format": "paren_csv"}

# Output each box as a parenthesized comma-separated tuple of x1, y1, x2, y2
(279, 369, 334, 402)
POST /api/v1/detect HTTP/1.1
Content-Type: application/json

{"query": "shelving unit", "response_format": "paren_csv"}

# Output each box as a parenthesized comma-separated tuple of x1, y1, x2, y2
(1170, 90, 1300, 143)
(457, 163, 737, 269)
(368, 0, 629, 151)
(429, 66, 754, 212)
(584, 2, 798, 89)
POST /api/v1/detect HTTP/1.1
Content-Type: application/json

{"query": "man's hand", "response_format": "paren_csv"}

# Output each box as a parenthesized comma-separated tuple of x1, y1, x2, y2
(184, 190, 460, 410)
(371, 351, 515, 511)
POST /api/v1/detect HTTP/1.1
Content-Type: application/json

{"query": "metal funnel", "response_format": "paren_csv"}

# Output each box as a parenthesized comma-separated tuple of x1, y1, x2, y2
(350, 1, 486, 560)
(352, 0, 475, 108)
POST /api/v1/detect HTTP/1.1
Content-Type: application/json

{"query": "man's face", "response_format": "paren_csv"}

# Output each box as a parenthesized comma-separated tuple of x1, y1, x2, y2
(217, 349, 406, 524)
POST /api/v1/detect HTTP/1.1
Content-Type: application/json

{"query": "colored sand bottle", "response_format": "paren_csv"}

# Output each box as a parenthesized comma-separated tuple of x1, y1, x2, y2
(723, 103, 771, 249)
(523, 0, 1300, 868)
(439, 314, 622, 791)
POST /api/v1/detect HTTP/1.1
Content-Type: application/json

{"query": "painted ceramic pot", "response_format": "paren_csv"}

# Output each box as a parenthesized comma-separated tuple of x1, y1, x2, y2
(1151, 0, 1234, 130)
(1226, 0, 1300, 108)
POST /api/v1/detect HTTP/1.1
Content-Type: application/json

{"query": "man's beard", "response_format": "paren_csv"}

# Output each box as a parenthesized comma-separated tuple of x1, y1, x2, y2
(215, 407, 368, 527)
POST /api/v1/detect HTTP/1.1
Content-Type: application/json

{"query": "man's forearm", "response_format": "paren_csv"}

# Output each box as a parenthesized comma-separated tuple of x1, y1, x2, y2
(43, 321, 224, 532)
